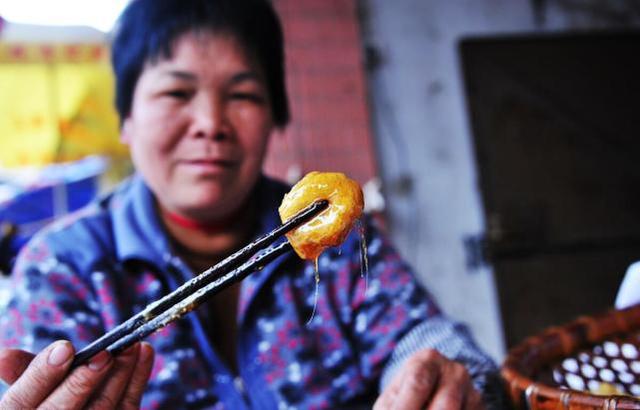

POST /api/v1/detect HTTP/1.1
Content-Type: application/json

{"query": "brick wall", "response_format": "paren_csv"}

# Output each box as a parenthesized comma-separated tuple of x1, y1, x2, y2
(264, 0, 378, 186)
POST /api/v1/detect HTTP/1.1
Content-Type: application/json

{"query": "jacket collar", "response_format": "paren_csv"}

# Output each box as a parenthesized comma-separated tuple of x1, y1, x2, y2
(110, 173, 292, 266)
(111, 174, 173, 264)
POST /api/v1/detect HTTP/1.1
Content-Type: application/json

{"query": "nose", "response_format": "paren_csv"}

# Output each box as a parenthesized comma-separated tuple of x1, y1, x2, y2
(190, 94, 230, 141)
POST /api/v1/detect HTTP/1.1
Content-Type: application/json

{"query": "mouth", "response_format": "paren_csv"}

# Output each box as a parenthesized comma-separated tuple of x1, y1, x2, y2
(179, 158, 237, 173)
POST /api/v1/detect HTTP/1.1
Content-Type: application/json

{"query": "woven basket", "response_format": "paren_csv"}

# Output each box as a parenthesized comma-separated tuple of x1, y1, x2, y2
(501, 304, 640, 409)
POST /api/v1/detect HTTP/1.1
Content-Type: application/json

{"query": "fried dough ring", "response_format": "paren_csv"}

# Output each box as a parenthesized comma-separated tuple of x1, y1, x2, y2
(279, 171, 364, 260)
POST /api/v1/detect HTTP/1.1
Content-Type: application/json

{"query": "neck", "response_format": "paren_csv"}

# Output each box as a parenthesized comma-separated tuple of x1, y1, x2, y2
(163, 207, 242, 234)
(160, 200, 258, 272)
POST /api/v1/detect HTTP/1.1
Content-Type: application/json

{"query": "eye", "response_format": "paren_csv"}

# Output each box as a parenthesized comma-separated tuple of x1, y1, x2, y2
(164, 89, 193, 100)
(229, 92, 265, 104)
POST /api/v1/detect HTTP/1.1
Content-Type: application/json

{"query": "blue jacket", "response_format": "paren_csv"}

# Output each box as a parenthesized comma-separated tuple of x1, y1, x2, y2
(0, 174, 500, 409)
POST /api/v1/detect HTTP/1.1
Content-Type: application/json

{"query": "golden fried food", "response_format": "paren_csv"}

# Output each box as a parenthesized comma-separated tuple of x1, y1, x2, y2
(279, 171, 364, 260)
(593, 382, 626, 396)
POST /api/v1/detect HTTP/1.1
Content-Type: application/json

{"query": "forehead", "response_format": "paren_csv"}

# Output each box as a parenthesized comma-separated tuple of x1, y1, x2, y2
(146, 30, 259, 73)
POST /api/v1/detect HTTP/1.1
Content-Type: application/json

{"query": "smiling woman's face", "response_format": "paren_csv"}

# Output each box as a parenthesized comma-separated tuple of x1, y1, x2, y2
(121, 31, 275, 221)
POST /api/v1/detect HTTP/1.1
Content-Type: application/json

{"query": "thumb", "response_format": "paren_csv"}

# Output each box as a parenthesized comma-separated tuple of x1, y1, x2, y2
(0, 348, 36, 385)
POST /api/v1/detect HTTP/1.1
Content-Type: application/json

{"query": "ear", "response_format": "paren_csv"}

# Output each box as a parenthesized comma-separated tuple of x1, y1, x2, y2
(120, 117, 132, 144)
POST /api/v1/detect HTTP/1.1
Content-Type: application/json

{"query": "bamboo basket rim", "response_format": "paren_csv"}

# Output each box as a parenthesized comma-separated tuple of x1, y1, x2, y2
(501, 304, 640, 409)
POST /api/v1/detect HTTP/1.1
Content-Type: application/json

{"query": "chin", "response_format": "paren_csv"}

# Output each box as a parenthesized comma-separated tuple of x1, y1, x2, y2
(171, 175, 256, 213)
(182, 191, 245, 217)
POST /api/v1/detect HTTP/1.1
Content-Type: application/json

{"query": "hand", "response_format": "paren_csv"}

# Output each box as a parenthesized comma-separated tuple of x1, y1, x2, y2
(0, 340, 154, 410)
(374, 349, 484, 410)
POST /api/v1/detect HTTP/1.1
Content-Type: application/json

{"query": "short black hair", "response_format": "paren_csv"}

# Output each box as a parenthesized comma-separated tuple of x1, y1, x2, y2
(111, 0, 289, 127)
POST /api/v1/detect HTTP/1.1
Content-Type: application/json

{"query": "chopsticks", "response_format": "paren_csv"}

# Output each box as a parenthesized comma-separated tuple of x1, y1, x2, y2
(72, 199, 329, 367)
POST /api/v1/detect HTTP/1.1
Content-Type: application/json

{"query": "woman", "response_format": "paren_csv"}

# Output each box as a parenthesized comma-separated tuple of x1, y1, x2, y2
(0, 0, 501, 408)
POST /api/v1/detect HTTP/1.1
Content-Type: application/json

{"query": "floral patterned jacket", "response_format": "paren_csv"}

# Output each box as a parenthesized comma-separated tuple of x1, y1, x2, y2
(0, 174, 501, 409)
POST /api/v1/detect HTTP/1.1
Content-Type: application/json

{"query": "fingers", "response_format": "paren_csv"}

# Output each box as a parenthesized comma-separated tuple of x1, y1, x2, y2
(374, 349, 484, 410)
(392, 350, 441, 410)
(427, 361, 470, 410)
(373, 382, 398, 410)
(86, 343, 141, 410)
(373, 360, 406, 410)
(119, 342, 155, 410)
(0, 348, 35, 385)
(0, 342, 154, 410)
(39, 349, 113, 410)
(464, 388, 485, 410)
(0, 340, 75, 409)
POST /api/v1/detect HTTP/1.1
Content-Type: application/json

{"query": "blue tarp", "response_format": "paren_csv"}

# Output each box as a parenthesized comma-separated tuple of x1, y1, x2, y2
(0, 156, 106, 273)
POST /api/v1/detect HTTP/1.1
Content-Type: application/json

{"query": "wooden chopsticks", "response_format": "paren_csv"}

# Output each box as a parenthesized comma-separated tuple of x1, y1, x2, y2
(72, 199, 329, 367)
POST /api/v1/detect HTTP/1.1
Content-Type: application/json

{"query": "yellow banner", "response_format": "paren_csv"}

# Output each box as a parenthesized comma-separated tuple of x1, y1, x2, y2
(0, 43, 129, 169)
(0, 43, 108, 64)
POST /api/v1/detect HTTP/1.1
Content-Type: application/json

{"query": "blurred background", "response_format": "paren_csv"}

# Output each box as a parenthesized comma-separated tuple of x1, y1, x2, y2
(1, 0, 639, 363)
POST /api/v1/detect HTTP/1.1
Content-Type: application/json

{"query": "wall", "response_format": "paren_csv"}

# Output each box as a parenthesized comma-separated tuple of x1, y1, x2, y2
(358, 0, 639, 361)
(267, 0, 379, 187)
